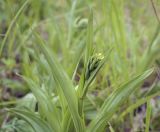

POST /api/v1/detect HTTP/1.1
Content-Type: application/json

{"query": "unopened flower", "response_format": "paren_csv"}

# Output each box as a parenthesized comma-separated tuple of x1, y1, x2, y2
(85, 53, 104, 80)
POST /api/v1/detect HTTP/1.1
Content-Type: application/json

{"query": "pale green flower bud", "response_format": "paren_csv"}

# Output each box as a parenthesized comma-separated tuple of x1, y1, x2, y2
(85, 53, 104, 80)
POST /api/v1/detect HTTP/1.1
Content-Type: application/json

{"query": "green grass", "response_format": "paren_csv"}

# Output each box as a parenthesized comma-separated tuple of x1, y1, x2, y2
(0, 0, 160, 131)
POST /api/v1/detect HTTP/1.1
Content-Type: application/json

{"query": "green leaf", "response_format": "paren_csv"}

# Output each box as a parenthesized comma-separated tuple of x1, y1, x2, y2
(145, 100, 152, 132)
(22, 76, 61, 131)
(87, 69, 154, 132)
(34, 33, 85, 132)
(108, 122, 115, 132)
(119, 94, 159, 121)
(7, 108, 53, 132)
(0, 0, 29, 57)
(119, 84, 160, 120)
(85, 8, 93, 64)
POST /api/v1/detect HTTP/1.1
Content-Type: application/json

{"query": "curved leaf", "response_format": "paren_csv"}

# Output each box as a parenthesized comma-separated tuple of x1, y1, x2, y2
(8, 108, 53, 132)
(87, 69, 154, 132)
(34, 33, 84, 132)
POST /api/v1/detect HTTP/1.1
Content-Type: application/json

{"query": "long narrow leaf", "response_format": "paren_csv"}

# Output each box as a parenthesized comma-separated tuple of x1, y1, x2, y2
(34, 33, 84, 132)
(0, 0, 29, 57)
(7, 108, 53, 132)
(22, 76, 61, 131)
(87, 69, 153, 132)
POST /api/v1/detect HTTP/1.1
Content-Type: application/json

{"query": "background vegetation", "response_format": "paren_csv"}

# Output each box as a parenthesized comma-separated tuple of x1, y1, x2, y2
(0, 0, 160, 131)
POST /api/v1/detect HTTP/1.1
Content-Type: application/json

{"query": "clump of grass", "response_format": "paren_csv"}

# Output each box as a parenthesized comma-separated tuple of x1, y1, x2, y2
(0, 0, 160, 131)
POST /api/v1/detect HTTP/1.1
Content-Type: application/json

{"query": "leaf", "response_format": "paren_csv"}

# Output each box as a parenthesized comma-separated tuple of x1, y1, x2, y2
(108, 122, 115, 132)
(119, 85, 160, 120)
(0, 0, 29, 57)
(22, 76, 61, 131)
(33, 33, 85, 132)
(69, 40, 86, 79)
(87, 69, 154, 132)
(85, 8, 93, 64)
(145, 100, 152, 132)
(7, 108, 53, 132)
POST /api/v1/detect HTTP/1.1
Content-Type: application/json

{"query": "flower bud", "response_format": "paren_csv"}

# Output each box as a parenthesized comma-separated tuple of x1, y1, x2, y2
(85, 53, 104, 80)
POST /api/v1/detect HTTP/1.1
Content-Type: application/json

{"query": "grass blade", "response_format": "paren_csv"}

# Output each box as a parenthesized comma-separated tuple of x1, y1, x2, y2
(0, 0, 29, 57)
(119, 91, 160, 120)
(145, 100, 152, 132)
(87, 69, 154, 132)
(34, 33, 85, 132)
(7, 108, 53, 132)
(22, 76, 61, 131)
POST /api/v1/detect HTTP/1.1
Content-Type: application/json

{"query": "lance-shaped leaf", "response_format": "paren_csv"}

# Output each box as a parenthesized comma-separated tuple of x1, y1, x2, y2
(22, 76, 61, 131)
(0, 0, 29, 57)
(7, 108, 53, 132)
(87, 69, 153, 132)
(34, 33, 84, 132)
